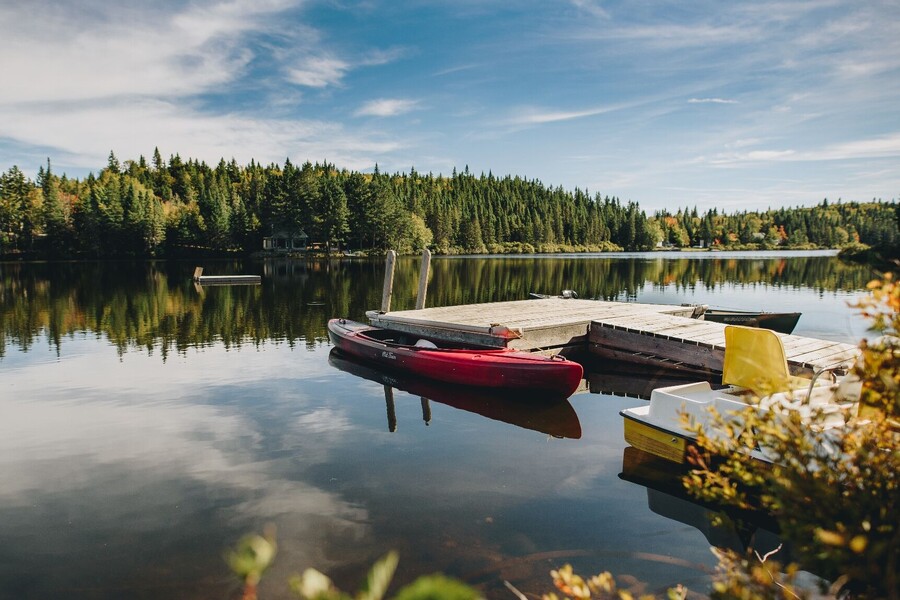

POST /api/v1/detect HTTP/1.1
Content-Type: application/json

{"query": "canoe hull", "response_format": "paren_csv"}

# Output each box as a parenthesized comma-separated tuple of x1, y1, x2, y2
(529, 293, 802, 334)
(703, 310, 801, 334)
(327, 319, 583, 397)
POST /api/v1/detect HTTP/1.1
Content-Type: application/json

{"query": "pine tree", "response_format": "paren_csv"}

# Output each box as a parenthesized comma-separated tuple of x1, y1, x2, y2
(41, 159, 69, 255)
(318, 175, 349, 253)
(107, 151, 121, 174)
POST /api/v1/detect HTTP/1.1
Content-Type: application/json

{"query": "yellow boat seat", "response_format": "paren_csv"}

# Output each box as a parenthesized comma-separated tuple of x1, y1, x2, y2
(722, 325, 814, 396)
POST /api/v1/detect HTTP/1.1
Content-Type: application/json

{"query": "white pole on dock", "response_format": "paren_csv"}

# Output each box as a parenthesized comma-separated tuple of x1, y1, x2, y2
(381, 250, 397, 312)
(415, 248, 431, 310)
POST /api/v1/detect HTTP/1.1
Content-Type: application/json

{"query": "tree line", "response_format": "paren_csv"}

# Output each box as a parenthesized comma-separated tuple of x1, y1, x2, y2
(0, 151, 897, 257)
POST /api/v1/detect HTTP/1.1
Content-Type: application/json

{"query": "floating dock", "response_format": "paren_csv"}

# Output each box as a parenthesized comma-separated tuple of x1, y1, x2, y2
(192, 267, 261, 286)
(367, 298, 859, 377)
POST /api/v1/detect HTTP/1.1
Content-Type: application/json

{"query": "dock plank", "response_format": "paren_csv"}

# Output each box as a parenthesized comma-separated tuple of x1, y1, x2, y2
(789, 345, 860, 367)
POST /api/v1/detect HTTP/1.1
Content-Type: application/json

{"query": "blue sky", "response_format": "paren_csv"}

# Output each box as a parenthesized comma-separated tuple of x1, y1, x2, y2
(1, 0, 898, 212)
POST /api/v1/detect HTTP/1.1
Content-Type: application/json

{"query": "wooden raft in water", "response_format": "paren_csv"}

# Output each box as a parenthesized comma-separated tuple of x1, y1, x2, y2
(192, 266, 261, 286)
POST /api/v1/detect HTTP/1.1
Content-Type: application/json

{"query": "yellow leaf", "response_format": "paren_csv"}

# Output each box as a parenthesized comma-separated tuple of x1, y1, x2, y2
(850, 535, 868, 553)
(815, 529, 845, 546)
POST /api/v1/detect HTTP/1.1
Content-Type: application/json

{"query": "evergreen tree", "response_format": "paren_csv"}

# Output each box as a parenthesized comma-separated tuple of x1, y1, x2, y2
(107, 151, 121, 174)
(318, 175, 349, 253)
(0, 166, 35, 251)
(71, 174, 102, 256)
(41, 159, 69, 255)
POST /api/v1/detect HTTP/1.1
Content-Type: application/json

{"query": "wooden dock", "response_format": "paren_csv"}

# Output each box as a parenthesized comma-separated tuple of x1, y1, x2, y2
(367, 298, 697, 349)
(589, 311, 858, 377)
(366, 298, 859, 377)
(192, 267, 261, 286)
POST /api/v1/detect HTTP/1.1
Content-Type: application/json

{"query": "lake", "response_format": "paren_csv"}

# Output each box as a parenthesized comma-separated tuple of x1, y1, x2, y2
(0, 251, 878, 599)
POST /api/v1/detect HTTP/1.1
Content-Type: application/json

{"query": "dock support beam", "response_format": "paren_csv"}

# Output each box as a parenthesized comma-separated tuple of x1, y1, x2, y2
(381, 250, 397, 312)
(416, 248, 431, 310)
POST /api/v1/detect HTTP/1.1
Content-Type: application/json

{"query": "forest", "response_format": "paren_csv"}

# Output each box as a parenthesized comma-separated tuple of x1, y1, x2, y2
(0, 151, 897, 258)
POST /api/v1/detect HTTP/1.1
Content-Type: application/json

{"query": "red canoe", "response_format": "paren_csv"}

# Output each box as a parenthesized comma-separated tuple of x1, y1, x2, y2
(327, 319, 584, 397)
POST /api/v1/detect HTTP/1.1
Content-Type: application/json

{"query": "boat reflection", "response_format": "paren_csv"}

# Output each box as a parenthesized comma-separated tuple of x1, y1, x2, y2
(619, 446, 789, 558)
(586, 359, 713, 399)
(328, 349, 582, 439)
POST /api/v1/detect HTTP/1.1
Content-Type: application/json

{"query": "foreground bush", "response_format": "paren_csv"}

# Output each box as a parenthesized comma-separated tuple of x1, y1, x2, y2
(684, 271, 899, 598)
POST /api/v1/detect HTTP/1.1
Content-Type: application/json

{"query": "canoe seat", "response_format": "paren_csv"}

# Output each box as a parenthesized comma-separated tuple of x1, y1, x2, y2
(414, 339, 438, 348)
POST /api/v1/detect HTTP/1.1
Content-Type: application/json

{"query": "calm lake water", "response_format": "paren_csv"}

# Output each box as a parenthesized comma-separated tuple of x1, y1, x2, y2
(0, 251, 878, 599)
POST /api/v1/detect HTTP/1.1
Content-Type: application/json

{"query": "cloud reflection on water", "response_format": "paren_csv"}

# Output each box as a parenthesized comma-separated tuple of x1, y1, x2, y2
(0, 338, 375, 598)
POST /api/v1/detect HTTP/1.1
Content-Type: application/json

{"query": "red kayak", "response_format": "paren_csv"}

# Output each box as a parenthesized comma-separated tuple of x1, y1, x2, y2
(327, 319, 584, 397)
(328, 350, 582, 438)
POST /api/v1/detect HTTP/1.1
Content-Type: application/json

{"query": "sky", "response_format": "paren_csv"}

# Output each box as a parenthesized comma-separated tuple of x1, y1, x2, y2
(1, 0, 899, 213)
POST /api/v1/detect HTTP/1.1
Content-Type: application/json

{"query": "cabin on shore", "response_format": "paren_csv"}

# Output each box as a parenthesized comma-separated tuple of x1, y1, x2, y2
(263, 229, 308, 253)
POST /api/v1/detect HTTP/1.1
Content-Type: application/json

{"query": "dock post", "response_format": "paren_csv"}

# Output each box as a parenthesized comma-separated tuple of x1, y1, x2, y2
(384, 385, 397, 432)
(415, 248, 431, 310)
(381, 250, 397, 312)
(192, 266, 203, 281)
(420, 398, 431, 425)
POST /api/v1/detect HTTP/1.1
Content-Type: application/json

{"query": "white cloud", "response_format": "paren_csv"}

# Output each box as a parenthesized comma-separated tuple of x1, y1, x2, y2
(688, 98, 738, 104)
(727, 138, 764, 149)
(355, 99, 420, 117)
(0, 0, 412, 173)
(808, 133, 900, 161)
(432, 63, 481, 77)
(287, 55, 352, 87)
(570, 0, 610, 19)
(508, 104, 621, 125)
(0, 98, 403, 177)
(835, 58, 899, 78)
(285, 46, 405, 88)
(0, 0, 300, 104)
(705, 133, 900, 166)
(706, 149, 795, 165)
(360, 46, 407, 67)
(598, 22, 757, 48)
(745, 149, 796, 161)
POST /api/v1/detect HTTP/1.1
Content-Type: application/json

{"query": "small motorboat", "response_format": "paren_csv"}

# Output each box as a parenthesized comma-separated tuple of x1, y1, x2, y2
(620, 325, 859, 464)
(327, 318, 584, 397)
(528, 290, 578, 300)
(701, 309, 801, 334)
(529, 292, 801, 334)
